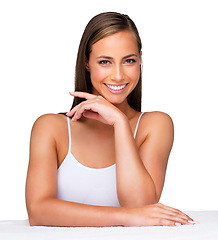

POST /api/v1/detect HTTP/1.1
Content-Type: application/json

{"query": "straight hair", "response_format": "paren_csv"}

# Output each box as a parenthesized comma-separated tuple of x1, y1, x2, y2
(71, 12, 142, 111)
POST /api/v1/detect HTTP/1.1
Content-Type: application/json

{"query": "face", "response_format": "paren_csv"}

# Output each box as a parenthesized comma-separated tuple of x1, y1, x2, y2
(87, 30, 142, 105)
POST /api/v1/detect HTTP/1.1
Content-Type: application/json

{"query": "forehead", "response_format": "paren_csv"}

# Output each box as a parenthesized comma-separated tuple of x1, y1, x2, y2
(90, 30, 139, 57)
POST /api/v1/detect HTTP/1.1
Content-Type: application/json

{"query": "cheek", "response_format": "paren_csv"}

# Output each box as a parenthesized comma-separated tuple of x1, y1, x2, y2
(90, 67, 110, 85)
(90, 67, 105, 82)
(127, 66, 141, 82)
(127, 66, 141, 91)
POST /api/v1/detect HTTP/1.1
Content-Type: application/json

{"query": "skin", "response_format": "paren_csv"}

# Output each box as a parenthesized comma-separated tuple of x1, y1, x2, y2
(25, 30, 196, 227)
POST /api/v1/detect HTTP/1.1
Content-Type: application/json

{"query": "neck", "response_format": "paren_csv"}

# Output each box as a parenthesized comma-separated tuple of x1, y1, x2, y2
(113, 99, 136, 120)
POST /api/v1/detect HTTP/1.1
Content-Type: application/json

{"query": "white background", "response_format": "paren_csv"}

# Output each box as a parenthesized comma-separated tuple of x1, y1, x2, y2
(0, 0, 217, 220)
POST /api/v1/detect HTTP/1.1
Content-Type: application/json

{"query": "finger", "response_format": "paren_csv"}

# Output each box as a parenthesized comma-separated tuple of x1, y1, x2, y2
(153, 205, 194, 225)
(154, 212, 194, 226)
(72, 102, 99, 121)
(168, 208, 193, 222)
(163, 208, 193, 224)
(66, 106, 78, 117)
(69, 91, 97, 100)
(82, 110, 102, 122)
(147, 217, 181, 227)
(155, 218, 179, 227)
(163, 209, 196, 225)
(66, 104, 81, 118)
(157, 203, 194, 221)
(158, 219, 184, 227)
(66, 98, 96, 117)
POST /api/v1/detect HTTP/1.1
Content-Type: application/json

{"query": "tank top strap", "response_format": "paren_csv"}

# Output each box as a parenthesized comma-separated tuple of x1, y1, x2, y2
(134, 112, 144, 139)
(67, 117, 72, 153)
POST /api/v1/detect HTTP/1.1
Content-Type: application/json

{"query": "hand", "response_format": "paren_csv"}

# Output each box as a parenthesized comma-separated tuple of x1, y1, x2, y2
(124, 203, 197, 227)
(66, 91, 126, 126)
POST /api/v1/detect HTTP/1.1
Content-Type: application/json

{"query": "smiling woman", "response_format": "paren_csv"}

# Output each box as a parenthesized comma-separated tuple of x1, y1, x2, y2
(72, 12, 142, 111)
(25, 12, 197, 227)
(87, 31, 141, 106)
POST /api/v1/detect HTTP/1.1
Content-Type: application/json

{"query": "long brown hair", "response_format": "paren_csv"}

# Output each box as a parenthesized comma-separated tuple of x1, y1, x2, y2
(71, 12, 142, 111)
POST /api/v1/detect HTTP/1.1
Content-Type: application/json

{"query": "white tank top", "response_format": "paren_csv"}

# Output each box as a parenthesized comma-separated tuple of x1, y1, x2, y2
(57, 112, 144, 207)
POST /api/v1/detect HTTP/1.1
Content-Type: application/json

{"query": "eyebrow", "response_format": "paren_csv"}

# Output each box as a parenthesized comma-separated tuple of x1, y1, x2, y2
(96, 54, 138, 60)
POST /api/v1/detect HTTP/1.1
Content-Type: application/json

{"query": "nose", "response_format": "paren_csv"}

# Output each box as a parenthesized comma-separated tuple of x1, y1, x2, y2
(111, 64, 124, 82)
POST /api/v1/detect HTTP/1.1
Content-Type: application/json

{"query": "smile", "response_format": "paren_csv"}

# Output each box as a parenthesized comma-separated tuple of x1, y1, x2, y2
(104, 83, 128, 91)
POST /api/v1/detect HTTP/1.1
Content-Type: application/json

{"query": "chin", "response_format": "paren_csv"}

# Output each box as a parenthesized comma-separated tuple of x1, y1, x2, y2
(105, 96, 127, 105)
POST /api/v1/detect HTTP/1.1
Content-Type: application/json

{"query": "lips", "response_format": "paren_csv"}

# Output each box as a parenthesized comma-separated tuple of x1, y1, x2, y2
(104, 83, 128, 91)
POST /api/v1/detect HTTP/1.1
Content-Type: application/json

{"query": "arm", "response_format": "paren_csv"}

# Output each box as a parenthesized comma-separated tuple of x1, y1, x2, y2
(31, 96, 193, 226)
(114, 112, 174, 207)
(25, 114, 125, 227)
(67, 92, 173, 207)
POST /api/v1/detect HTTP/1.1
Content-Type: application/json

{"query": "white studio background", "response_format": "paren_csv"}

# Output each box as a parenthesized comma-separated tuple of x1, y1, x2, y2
(0, 0, 217, 220)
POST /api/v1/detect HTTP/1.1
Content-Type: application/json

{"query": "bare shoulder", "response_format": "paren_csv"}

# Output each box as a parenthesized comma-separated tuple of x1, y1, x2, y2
(29, 113, 68, 164)
(33, 113, 65, 126)
(143, 111, 173, 125)
(30, 113, 68, 149)
(142, 111, 173, 129)
(138, 111, 174, 141)
(32, 113, 66, 133)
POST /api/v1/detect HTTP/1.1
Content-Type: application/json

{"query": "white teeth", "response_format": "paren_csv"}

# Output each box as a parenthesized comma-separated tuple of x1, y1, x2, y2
(105, 84, 127, 90)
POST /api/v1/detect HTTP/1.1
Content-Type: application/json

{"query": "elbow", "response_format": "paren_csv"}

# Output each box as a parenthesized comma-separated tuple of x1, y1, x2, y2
(146, 190, 160, 205)
(119, 194, 158, 208)
(136, 188, 159, 206)
(141, 194, 159, 206)
(118, 184, 159, 207)
(26, 202, 45, 227)
(144, 184, 160, 205)
(27, 207, 39, 226)
(136, 191, 160, 207)
(28, 217, 39, 227)
(26, 198, 59, 227)
(28, 214, 40, 227)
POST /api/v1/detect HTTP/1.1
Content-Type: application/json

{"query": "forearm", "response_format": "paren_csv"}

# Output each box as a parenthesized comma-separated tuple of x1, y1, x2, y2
(28, 198, 126, 227)
(114, 116, 157, 207)
(27, 198, 192, 228)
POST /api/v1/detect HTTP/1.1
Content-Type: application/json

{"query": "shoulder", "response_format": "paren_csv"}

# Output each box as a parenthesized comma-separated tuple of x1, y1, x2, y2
(142, 111, 173, 129)
(31, 113, 67, 139)
(32, 113, 66, 127)
(139, 111, 174, 141)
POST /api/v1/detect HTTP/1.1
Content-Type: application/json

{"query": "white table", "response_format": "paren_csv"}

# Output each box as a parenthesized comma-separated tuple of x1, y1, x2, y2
(1, 211, 218, 240)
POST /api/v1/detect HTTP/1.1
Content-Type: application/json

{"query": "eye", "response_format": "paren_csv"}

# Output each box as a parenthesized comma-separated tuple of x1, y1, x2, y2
(99, 60, 111, 65)
(124, 59, 136, 64)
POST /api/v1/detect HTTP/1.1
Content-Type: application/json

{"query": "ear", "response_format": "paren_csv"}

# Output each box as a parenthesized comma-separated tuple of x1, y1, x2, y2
(85, 58, 90, 71)
(139, 51, 142, 65)
(86, 63, 90, 71)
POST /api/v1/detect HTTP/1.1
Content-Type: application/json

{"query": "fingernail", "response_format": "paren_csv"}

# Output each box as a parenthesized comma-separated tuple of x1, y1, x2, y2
(71, 115, 77, 121)
(175, 222, 182, 226)
(188, 220, 198, 224)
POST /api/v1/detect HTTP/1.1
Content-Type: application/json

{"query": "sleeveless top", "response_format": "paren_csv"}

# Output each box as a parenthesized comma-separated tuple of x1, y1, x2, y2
(57, 112, 144, 207)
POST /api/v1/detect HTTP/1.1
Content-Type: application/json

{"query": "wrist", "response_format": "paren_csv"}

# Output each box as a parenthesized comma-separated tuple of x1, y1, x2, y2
(114, 206, 130, 227)
(113, 112, 128, 128)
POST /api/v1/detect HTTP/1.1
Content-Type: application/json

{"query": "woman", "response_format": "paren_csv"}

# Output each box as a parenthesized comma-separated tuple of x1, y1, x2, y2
(26, 12, 196, 227)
